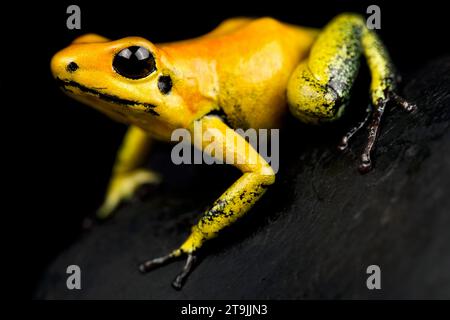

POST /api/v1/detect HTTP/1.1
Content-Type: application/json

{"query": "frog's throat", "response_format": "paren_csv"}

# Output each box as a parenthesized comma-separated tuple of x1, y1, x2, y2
(55, 77, 159, 116)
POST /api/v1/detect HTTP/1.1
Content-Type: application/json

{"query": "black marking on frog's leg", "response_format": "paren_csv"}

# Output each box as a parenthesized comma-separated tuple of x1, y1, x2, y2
(338, 105, 372, 151)
(172, 254, 197, 290)
(55, 77, 160, 116)
(138, 252, 178, 273)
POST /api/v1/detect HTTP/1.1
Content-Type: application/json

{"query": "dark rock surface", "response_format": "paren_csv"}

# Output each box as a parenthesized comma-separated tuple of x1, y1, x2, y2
(34, 57, 450, 299)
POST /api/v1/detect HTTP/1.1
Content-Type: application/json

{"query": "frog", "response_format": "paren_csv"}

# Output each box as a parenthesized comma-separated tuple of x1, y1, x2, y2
(51, 14, 416, 289)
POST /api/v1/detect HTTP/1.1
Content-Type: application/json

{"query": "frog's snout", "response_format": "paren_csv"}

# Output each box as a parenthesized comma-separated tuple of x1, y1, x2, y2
(51, 49, 79, 80)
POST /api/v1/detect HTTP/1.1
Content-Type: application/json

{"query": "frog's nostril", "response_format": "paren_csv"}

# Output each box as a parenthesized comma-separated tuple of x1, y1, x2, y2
(66, 61, 79, 73)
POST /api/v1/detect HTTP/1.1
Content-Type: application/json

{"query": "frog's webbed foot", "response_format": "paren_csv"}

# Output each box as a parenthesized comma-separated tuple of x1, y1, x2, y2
(338, 92, 417, 173)
(139, 249, 197, 290)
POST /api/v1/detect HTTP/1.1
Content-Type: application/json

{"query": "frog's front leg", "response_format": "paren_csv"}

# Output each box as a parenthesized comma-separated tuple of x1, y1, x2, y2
(139, 116, 275, 289)
(97, 125, 161, 219)
(287, 13, 416, 173)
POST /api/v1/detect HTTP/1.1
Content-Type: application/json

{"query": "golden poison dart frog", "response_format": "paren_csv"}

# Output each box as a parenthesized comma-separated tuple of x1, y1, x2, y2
(51, 14, 416, 289)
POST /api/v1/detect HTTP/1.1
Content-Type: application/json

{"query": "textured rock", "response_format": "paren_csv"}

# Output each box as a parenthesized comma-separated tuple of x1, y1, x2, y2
(34, 57, 450, 299)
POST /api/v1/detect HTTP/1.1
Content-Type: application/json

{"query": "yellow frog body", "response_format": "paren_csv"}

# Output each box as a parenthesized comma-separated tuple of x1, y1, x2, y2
(51, 14, 415, 289)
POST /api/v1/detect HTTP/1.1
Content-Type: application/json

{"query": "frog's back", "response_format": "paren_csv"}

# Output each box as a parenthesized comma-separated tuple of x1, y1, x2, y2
(161, 18, 318, 129)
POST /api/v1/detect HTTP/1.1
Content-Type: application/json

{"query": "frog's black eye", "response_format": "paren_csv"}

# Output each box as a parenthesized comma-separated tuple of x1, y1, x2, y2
(158, 75, 172, 94)
(113, 46, 156, 79)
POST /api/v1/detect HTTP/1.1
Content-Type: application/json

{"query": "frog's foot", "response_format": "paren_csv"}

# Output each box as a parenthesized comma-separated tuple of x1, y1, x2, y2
(96, 169, 161, 219)
(139, 249, 197, 290)
(338, 92, 417, 173)
(337, 105, 372, 152)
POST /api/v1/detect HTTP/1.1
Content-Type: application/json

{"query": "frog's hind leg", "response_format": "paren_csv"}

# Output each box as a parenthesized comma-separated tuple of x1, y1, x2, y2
(287, 13, 416, 172)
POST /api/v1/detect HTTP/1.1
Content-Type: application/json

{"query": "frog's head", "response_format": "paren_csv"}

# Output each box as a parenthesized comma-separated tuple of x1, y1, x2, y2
(51, 34, 194, 133)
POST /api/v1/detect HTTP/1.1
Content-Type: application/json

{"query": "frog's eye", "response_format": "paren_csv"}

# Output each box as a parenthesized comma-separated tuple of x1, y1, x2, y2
(113, 46, 156, 79)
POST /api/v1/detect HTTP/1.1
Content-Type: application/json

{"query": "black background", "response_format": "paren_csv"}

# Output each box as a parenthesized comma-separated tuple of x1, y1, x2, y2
(25, 0, 448, 296)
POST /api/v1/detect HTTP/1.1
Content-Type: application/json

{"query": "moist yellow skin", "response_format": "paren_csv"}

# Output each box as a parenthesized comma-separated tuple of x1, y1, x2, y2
(51, 14, 411, 288)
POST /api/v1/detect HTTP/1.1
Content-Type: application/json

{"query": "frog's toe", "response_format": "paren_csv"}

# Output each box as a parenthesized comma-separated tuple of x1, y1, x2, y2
(139, 249, 197, 290)
(390, 92, 418, 113)
(337, 105, 372, 152)
(358, 153, 373, 174)
(138, 252, 177, 273)
(339, 91, 417, 173)
(171, 254, 197, 290)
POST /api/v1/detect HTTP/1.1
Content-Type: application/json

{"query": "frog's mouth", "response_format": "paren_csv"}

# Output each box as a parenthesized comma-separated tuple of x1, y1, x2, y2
(55, 77, 159, 116)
